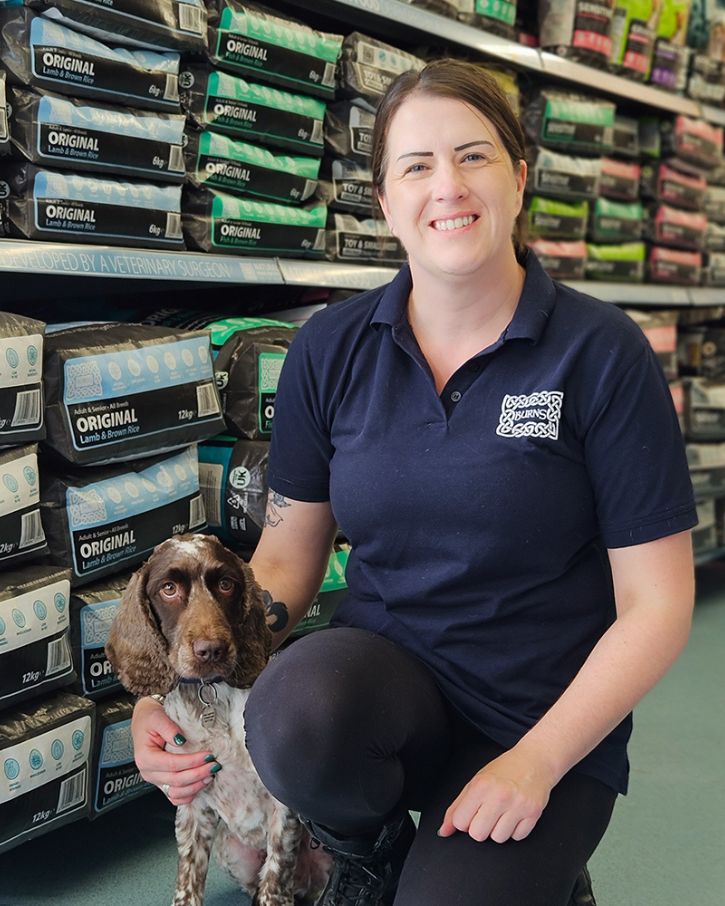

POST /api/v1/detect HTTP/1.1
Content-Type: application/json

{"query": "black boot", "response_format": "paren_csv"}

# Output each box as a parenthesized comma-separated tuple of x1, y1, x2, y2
(569, 865, 597, 906)
(304, 811, 416, 906)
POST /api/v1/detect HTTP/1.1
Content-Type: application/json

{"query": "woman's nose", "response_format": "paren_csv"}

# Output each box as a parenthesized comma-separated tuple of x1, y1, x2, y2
(432, 161, 467, 201)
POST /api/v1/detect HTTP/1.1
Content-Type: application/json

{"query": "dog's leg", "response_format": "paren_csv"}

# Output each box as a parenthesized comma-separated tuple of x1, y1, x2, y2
(255, 806, 305, 906)
(171, 803, 219, 906)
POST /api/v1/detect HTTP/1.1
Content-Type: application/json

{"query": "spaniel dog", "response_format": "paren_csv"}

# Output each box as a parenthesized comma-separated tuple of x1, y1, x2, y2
(106, 533, 330, 906)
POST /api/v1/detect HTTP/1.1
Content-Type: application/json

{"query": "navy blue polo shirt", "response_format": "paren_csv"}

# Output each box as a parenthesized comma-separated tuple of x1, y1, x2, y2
(268, 251, 696, 794)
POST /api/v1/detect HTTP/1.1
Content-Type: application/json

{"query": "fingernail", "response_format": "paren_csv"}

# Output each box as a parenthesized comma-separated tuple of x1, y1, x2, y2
(210, 763, 223, 775)
(203, 754, 216, 764)
(173, 734, 186, 746)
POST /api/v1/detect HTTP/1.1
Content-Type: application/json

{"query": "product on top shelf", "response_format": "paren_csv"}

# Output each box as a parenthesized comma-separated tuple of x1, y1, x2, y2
(585, 241, 647, 281)
(0, 8, 181, 111)
(337, 33, 426, 107)
(599, 157, 641, 201)
(527, 238, 588, 281)
(527, 195, 589, 240)
(2, 164, 185, 250)
(647, 202, 707, 249)
(537, 0, 615, 69)
(457, 0, 518, 40)
(640, 160, 707, 210)
(649, 0, 691, 92)
(526, 147, 602, 201)
(324, 99, 376, 164)
(326, 213, 406, 265)
(180, 65, 325, 156)
(0, 311, 45, 447)
(589, 198, 644, 243)
(183, 186, 327, 257)
(26, 0, 208, 53)
(205, 0, 342, 99)
(608, 0, 659, 80)
(648, 244, 702, 283)
(0, 444, 48, 569)
(522, 89, 616, 156)
(316, 158, 375, 217)
(7, 88, 186, 182)
(184, 129, 320, 204)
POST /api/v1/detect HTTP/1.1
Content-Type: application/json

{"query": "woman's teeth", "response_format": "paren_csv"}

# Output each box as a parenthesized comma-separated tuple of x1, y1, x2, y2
(433, 215, 476, 231)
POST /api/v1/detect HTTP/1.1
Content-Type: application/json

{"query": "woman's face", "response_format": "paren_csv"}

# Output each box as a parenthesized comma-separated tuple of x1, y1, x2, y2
(377, 93, 526, 282)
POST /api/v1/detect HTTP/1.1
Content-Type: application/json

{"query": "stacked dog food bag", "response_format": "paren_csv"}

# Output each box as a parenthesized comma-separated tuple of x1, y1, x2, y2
(180, 1, 342, 258)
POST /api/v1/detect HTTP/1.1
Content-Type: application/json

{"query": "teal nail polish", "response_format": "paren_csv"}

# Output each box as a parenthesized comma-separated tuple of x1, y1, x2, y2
(210, 763, 223, 775)
(204, 754, 216, 764)
(173, 734, 186, 746)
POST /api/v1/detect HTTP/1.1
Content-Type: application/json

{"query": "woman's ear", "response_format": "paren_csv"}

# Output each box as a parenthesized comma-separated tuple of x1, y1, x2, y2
(514, 159, 528, 215)
(376, 189, 395, 235)
(105, 565, 178, 696)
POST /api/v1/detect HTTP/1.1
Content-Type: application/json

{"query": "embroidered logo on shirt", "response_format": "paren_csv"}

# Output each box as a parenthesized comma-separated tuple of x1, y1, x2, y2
(496, 391, 564, 440)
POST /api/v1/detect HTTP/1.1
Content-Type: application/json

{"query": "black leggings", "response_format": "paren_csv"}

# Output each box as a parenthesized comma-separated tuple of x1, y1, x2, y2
(244, 628, 617, 906)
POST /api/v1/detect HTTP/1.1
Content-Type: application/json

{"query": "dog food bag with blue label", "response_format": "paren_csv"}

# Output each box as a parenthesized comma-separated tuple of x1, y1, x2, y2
(68, 574, 129, 700)
(3, 164, 185, 250)
(0, 71, 9, 155)
(0, 444, 48, 568)
(198, 435, 268, 549)
(185, 129, 320, 203)
(40, 445, 207, 587)
(43, 322, 224, 466)
(206, 1, 342, 100)
(337, 33, 425, 107)
(180, 66, 326, 157)
(8, 88, 186, 182)
(210, 318, 297, 439)
(90, 693, 152, 819)
(0, 690, 94, 854)
(0, 565, 74, 712)
(0, 311, 45, 447)
(183, 186, 327, 257)
(0, 8, 181, 111)
(27, 0, 208, 53)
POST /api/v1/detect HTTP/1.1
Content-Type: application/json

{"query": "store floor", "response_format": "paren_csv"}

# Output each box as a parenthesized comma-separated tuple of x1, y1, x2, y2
(3, 562, 725, 906)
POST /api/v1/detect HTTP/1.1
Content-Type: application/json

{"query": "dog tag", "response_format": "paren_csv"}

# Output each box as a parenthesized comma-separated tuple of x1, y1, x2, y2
(200, 704, 217, 728)
(197, 682, 228, 731)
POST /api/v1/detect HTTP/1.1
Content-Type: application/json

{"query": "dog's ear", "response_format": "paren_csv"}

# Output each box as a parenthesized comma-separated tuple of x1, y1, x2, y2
(231, 559, 272, 688)
(105, 564, 178, 696)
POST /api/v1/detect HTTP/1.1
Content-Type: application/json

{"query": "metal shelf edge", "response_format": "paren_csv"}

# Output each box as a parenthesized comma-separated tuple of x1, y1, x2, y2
(563, 281, 691, 305)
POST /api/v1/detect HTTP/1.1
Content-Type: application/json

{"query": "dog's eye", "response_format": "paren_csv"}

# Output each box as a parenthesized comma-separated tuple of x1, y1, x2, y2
(218, 577, 236, 594)
(161, 581, 178, 597)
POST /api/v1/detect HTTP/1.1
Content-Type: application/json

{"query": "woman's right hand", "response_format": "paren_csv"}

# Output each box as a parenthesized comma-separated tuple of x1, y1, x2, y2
(131, 696, 220, 806)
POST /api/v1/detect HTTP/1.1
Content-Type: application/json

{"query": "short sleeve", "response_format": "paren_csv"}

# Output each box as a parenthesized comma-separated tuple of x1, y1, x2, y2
(584, 345, 697, 548)
(267, 325, 333, 502)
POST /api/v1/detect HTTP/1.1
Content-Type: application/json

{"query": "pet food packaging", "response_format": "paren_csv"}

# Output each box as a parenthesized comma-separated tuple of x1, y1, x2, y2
(680, 326, 725, 379)
(706, 222, 725, 253)
(647, 204, 707, 251)
(206, 1, 342, 100)
(317, 158, 375, 217)
(528, 196, 589, 241)
(609, 0, 658, 79)
(623, 307, 678, 379)
(687, 55, 725, 107)
(40, 444, 206, 586)
(648, 245, 702, 284)
(7, 87, 186, 183)
(640, 161, 707, 211)
(585, 241, 646, 281)
(0, 71, 9, 155)
(0, 444, 48, 569)
(198, 435, 268, 549)
(0, 311, 45, 447)
(526, 147, 601, 201)
(183, 186, 327, 257)
(0, 691, 94, 854)
(43, 322, 224, 466)
(589, 198, 644, 243)
(528, 239, 588, 281)
(185, 129, 319, 203)
(650, 0, 691, 92)
(0, 9, 181, 111)
(522, 90, 615, 156)
(90, 694, 152, 819)
(180, 66, 325, 156)
(289, 546, 350, 640)
(537, 0, 615, 68)
(661, 116, 724, 173)
(456, 0, 517, 40)
(68, 575, 130, 700)
(703, 253, 725, 287)
(638, 115, 662, 159)
(683, 379, 725, 440)
(324, 100, 375, 164)
(600, 158, 641, 202)
(705, 186, 725, 225)
(26, 0, 208, 53)
(326, 213, 405, 265)
(686, 441, 725, 497)
(0, 565, 74, 712)
(337, 33, 425, 106)
(612, 114, 640, 158)
(3, 164, 185, 250)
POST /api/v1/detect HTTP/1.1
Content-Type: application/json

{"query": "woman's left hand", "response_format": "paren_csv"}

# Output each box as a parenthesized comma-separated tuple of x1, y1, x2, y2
(438, 746, 555, 844)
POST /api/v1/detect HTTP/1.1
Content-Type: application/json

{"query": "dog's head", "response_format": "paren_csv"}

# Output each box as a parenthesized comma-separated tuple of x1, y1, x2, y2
(105, 534, 272, 697)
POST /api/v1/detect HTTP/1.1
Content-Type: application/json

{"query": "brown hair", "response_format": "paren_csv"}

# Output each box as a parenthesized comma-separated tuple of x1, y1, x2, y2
(371, 58, 528, 256)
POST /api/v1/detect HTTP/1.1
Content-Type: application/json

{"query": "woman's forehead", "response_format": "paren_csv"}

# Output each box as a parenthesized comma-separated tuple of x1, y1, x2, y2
(386, 94, 502, 149)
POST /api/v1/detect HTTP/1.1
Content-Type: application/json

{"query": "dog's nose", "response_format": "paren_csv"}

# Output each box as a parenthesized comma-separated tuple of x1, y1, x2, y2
(192, 639, 227, 663)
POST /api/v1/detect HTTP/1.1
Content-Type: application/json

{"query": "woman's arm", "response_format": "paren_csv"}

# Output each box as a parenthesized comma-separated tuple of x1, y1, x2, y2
(439, 529, 695, 843)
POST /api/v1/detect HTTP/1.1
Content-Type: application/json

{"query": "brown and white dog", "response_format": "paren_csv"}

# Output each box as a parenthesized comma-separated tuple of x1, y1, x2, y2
(106, 533, 330, 906)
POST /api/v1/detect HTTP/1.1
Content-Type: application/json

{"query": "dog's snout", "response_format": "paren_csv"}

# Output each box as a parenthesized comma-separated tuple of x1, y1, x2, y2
(193, 638, 227, 664)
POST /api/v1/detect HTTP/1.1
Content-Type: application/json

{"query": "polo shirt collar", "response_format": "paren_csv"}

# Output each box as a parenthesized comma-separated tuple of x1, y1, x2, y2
(369, 251, 557, 345)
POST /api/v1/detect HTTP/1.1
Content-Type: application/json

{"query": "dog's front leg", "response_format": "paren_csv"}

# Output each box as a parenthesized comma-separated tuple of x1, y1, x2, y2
(255, 806, 305, 906)
(171, 803, 220, 906)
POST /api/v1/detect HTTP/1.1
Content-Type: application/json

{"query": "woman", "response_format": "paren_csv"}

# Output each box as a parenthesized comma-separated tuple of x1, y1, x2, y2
(132, 59, 696, 906)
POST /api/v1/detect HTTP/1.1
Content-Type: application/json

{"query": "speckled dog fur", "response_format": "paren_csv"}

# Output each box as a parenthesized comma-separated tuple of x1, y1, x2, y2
(106, 534, 330, 906)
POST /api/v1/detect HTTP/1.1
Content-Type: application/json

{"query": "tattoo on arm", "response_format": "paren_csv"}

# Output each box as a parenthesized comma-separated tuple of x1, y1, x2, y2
(265, 491, 291, 528)
(262, 589, 289, 633)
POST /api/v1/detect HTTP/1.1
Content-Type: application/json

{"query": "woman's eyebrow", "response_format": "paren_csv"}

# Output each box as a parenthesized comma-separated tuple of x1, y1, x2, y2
(396, 139, 495, 162)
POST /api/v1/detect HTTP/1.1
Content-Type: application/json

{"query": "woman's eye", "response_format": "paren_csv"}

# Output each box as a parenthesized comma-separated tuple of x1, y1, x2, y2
(218, 577, 236, 593)
(161, 581, 177, 597)
(463, 152, 485, 163)
(405, 163, 427, 174)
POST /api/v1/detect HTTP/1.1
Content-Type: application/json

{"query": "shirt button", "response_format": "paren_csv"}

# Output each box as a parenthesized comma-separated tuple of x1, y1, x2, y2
(450, 390, 462, 403)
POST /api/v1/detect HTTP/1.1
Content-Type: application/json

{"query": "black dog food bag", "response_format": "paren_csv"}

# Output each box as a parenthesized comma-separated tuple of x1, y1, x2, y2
(0, 71, 9, 155)
(40, 445, 206, 587)
(324, 100, 375, 164)
(43, 322, 224, 466)
(0, 8, 181, 111)
(0, 444, 48, 569)
(337, 33, 425, 107)
(90, 694, 153, 819)
(0, 311, 45, 447)
(8, 87, 186, 183)
(206, 1, 342, 100)
(27, 0, 208, 54)
(0, 690, 94, 854)
(69, 574, 130, 700)
(4, 164, 184, 250)
(0, 565, 74, 712)
(198, 435, 268, 549)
